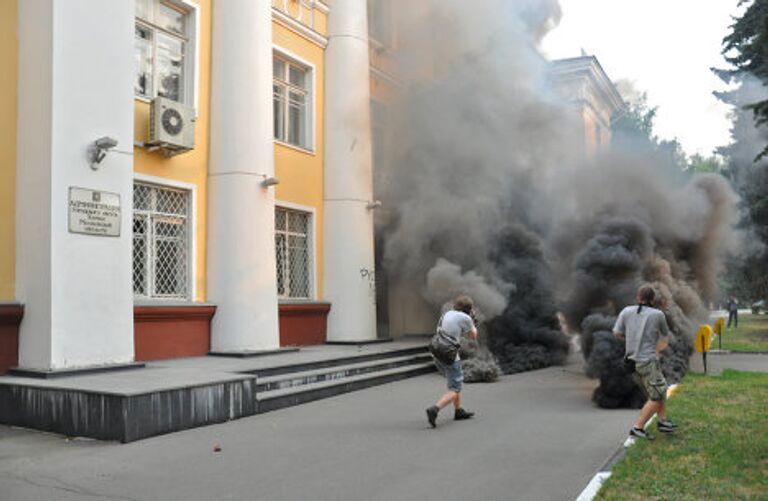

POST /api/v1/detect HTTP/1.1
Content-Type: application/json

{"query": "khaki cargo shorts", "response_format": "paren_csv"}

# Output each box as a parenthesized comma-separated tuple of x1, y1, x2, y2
(633, 359, 668, 402)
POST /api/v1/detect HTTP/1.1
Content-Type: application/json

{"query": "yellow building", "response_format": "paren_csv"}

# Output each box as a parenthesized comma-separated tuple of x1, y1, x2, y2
(0, 1, 622, 375)
(0, 0, 371, 374)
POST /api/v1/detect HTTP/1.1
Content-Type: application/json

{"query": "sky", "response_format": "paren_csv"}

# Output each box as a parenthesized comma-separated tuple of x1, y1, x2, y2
(542, 0, 746, 157)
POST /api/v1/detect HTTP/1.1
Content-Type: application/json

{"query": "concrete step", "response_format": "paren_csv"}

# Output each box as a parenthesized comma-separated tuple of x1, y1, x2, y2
(0, 376, 258, 443)
(257, 361, 436, 413)
(0, 343, 434, 443)
(256, 353, 433, 393)
(251, 346, 429, 378)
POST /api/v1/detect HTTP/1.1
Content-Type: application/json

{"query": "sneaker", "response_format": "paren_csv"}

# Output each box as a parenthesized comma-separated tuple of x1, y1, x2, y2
(426, 406, 439, 428)
(658, 419, 678, 433)
(629, 427, 654, 440)
(454, 408, 475, 420)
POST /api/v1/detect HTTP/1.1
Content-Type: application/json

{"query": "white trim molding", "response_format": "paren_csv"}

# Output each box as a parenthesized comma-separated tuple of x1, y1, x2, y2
(182, 0, 201, 113)
(549, 56, 625, 118)
(272, 7, 328, 48)
(273, 45, 318, 152)
(134, 0, 201, 114)
(370, 66, 403, 89)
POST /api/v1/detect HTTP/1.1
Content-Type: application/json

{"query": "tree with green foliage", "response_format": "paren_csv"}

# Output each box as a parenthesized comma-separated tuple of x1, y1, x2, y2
(716, 0, 768, 304)
(612, 89, 688, 171)
(715, 79, 768, 304)
(612, 91, 657, 142)
(659, 138, 689, 172)
(686, 153, 724, 175)
(721, 0, 768, 160)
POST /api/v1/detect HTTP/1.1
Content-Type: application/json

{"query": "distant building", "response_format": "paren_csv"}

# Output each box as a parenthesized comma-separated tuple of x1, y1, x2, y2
(550, 56, 625, 156)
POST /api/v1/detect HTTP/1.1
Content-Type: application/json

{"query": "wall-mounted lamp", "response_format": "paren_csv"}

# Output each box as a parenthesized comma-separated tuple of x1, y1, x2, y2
(89, 136, 118, 170)
(366, 200, 382, 210)
(261, 176, 280, 188)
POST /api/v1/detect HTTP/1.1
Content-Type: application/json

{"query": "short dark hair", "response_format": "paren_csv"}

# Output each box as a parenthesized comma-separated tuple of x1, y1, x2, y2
(453, 295, 474, 314)
(637, 284, 656, 305)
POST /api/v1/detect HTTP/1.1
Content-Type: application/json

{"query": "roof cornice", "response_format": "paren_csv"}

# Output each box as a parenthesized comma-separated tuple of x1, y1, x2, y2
(550, 56, 625, 115)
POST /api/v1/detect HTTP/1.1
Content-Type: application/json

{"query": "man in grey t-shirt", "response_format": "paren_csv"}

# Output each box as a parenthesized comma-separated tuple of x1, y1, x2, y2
(426, 295, 478, 428)
(613, 284, 678, 439)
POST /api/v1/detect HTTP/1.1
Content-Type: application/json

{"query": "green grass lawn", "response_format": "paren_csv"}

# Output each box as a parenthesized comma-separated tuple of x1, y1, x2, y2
(596, 370, 768, 501)
(711, 313, 768, 352)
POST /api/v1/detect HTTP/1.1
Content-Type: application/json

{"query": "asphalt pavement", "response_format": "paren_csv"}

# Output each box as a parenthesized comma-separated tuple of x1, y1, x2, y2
(0, 355, 636, 501)
(689, 351, 768, 374)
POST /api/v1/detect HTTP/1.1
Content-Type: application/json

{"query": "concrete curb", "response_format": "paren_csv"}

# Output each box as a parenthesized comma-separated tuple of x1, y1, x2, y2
(710, 350, 768, 355)
(574, 383, 679, 501)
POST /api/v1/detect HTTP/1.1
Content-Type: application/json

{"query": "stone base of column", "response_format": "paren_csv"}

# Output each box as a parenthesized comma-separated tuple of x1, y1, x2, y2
(208, 348, 299, 358)
(8, 362, 145, 379)
(325, 338, 393, 346)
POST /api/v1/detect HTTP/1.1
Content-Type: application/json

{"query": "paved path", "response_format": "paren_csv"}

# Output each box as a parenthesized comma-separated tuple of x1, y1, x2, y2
(689, 351, 768, 375)
(0, 356, 635, 501)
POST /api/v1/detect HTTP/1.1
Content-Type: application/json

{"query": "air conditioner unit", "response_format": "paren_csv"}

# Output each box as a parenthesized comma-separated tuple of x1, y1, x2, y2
(148, 96, 196, 156)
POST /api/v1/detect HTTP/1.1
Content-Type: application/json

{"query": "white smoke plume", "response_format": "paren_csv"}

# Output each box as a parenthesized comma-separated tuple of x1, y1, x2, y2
(425, 258, 510, 318)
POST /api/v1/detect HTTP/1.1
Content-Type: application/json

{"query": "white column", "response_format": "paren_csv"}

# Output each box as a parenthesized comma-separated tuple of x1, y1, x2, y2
(324, 0, 378, 342)
(15, 0, 135, 370)
(208, 0, 279, 352)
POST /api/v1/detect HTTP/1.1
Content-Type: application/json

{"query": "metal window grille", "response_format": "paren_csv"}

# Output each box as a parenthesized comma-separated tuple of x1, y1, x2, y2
(133, 182, 190, 299)
(275, 208, 312, 299)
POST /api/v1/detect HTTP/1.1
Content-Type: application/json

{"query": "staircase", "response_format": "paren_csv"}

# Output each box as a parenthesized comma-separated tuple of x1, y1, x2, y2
(0, 343, 435, 443)
(252, 346, 435, 413)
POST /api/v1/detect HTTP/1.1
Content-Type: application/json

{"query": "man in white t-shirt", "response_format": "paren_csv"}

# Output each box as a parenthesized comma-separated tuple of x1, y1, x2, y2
(426, 295, 478, 428)
(613, 284, 678, 440)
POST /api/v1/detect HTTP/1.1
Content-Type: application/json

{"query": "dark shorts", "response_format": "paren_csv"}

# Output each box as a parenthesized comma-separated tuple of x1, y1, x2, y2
(633, 359, 668, 402)
(435, 358, 464, 392)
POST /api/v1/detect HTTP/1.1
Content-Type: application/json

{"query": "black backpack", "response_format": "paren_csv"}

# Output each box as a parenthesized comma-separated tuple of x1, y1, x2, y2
(428, 314, 460, 365)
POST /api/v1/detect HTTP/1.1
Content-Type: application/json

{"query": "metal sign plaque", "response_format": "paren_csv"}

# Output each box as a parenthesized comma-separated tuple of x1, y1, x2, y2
(68, 187, 121, 237)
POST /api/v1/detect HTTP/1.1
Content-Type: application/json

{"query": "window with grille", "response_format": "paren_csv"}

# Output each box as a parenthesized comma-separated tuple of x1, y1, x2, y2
(133, 182, 191, 300)
(273, 55, 311, 149)
(275, 208, 312, 299)
(135, 0, 192, 104)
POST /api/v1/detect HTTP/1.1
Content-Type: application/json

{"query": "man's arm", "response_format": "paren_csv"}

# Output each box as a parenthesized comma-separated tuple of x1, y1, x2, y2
(463, 313, 479, 340)
(656, 337, 669, 357)
(612, 309, 626, 340)
(656, 313, 671, 356)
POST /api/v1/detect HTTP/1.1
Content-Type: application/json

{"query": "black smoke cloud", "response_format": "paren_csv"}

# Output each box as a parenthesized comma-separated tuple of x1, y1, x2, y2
(376, 0, 740, 403)
(378, 0, 574, 378)
(549, 153, 738, 406)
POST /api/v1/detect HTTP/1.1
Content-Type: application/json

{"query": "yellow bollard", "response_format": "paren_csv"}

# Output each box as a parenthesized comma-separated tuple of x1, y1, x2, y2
(696, 325, 713, 373)
(714, 317, 725, 350)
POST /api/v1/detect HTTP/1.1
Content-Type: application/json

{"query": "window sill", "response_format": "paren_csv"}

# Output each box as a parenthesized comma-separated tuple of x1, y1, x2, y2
(275, 140, 316, 156)
(278, 298, 324, 304)
(134, 299, 209, 307)
(369, 37, 390, 53)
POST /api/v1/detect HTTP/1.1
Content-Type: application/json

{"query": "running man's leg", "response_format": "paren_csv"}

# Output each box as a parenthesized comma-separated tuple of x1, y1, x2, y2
(435, 391, 458, 409)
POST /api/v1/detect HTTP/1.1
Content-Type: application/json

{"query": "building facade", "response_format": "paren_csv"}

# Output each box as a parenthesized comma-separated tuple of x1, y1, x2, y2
(0, 0, 385, 374)
(550, 55, 625, 157)
(0, 1, 622, 375)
